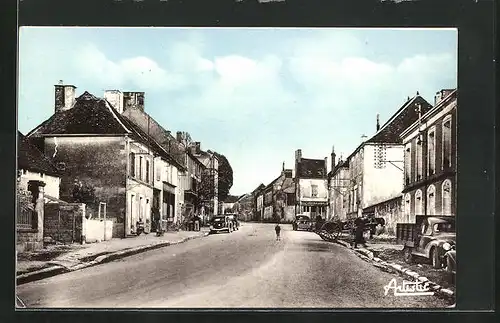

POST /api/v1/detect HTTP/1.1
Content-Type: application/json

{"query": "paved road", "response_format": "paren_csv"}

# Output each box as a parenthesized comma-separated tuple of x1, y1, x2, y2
(17, 223, 451, 308)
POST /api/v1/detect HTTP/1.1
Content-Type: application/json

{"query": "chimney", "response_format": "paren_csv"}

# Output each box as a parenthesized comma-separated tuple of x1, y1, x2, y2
(54, 82, 76, 113)
(104, 90, 124, 113)
(176, 131, 183, 143)
(324, 157, 328, 175)
(435, 89, 454, 106)
(282, 161, 285, 172)
(376, 114, 380, 131)
(195, 142, 201, 154)
(123, 92, 145, 112)
(331, 145, 336, 170)
(295, 149, 302, 162)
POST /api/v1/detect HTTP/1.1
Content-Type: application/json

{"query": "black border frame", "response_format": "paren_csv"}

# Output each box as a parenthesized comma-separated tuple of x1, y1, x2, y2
(2, 0, 496, 322)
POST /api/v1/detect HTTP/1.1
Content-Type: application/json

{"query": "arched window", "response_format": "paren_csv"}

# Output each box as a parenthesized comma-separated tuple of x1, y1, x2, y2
(427, 127, 436, 176)
(415, 189, 423, 215)
(404, 193, 411, 218)
(442, 180, 452, 215)
(427, 185, 436, 215)
(442, 115, 452, 170)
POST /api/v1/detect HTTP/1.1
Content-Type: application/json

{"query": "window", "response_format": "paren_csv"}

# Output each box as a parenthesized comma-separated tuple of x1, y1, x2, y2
(415, 189, 423, 215)
(311, 185, 318, 197)
(442, 116, 452, 169)
(404, 193, 411, 217)
(442, 180, 452, 215)
(156, 164, 161, 181)
(139, 157, 143, 181)
(146, 160, 150, 183)
(404, 143, 411, 185)
(129, 153, 135, 177)
(427, 129, 436, 176)
(427, 185, 436, 216)
(416, 137, 423, 181)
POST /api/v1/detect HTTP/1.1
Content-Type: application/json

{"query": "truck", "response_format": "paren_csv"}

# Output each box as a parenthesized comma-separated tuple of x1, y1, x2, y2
(396, 215, 456, 269)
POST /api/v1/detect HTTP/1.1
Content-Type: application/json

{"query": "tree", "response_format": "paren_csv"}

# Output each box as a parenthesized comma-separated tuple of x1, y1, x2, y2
(214, 152, 233, 201)
(71, 179, 97, 205)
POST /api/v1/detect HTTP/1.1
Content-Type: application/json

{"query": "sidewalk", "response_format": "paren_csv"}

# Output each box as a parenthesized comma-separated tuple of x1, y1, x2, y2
(17, 228, 209, 284)
(333, 233, 455, 301)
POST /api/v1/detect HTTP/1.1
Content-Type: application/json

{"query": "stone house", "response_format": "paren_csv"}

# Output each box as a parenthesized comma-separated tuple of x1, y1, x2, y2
(329, 93, 433, 234)
(27, 84, 185, 238)
(17, 131, 61, 251)
(294, 150, 328, 219)
(400, 89, 457, 222)
(327, 147, 350, 221)
(233, 193, 253, 222)
(253, 184, 265, 221)
(112, 93, 205, 227)
(221, 195, 239, 214)
(188, 142, 219, 221)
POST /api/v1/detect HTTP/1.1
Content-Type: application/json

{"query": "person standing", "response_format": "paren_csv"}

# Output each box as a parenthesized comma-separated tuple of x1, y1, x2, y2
(275, 223, 281, 241)
(353, 216, 367, 248)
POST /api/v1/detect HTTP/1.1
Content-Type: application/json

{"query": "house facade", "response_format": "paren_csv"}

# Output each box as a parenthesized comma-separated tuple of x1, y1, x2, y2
(233, 193, 254, 221)
(400, 89, 457, 221)
(17, 132, 61, 251)
(27, 84, 185, 238)
(327, 147, 350, 221)
(253, 184, 265, 221)
(294, 149, 328, 219)
(328, 94, 433, 234)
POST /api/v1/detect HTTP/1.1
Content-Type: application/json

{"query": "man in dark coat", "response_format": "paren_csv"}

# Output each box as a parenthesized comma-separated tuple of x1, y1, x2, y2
(275, 223, 281, 241)
(353, 216, 367, 248)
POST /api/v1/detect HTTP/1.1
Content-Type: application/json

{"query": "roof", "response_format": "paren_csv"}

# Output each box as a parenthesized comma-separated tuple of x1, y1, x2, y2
(296, 158, 326, 178)
(18, 131, 60, 176)
(366, 95, 433, 144)
(282, 177, 295, 193)
(328, 159, 349, 178)
(223, 195, 239, 203)
(27, 91, 186, 171)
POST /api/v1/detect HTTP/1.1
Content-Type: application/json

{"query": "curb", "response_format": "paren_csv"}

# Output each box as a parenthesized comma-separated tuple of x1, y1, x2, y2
(17, 232, 209, 285)
(333, 238, 455, 302)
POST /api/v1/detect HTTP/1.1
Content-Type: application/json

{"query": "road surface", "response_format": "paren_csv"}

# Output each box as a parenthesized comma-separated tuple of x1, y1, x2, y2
(17, 223, 451, 308)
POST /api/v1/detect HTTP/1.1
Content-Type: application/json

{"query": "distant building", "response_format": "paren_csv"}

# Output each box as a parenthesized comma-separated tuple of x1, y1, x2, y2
(294, 150, 328, 219)
(327, 147, 349, 221)
(253, 184, 266, 221)
(233, 193, 254, 221)
(221, 195, 239, 214)
(400, 89, 457, 222)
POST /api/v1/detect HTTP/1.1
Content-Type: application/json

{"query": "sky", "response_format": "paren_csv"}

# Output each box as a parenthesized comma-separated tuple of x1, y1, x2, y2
(18, 27, 457, 196)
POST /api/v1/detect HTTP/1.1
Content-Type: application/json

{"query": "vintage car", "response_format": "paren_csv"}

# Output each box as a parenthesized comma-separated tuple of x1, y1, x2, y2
(292, 215, 312, 231)
(225, 213, 240, 231)
(397, 215, 456, 269)
(209, 215, 234, 234)
(445, 247, 456, 279)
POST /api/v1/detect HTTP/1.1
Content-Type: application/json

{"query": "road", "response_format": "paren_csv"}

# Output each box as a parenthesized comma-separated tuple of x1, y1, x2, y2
(17, 223, 451, 308)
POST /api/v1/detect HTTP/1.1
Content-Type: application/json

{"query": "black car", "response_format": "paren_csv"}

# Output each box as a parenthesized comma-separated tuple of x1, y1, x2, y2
(209, 215, 234, 234)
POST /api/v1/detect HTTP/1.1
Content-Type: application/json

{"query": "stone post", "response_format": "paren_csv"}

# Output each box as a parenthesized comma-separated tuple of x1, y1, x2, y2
(28, 180, 46, 243)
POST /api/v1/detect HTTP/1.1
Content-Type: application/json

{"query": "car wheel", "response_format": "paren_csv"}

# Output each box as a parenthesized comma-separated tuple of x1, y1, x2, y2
(431, 248, 442, 269)
(403, 247, 414, 264)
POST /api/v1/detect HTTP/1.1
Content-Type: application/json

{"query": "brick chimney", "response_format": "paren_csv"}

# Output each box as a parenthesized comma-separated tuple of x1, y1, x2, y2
(54, 82, 76, 113)
(324, 157, 328, 175)
(176, 131, 183, 142)
(376, 114, 380, 131)
(195, 142, 201, 154)
(123, 92, 145, 112)
(435, 89, 454, 106)
(295, 149, 302, 162)
(104, 90, 124, 113)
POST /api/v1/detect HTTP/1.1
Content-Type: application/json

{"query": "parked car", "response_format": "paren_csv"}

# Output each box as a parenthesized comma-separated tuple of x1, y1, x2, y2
(292, 215, 312, 231)
(209, 215, 234, 234)
(397, 215, 456, 269)
(225, 213, 240, 230)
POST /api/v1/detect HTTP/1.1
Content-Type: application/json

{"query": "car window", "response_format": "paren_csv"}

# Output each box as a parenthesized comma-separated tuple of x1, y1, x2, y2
(434, 222, 455, 233)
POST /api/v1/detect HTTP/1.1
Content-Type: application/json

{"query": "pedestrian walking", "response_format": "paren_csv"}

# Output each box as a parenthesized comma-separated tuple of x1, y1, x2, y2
(275, 223, 281, 241)
(353, 216, 367, 248)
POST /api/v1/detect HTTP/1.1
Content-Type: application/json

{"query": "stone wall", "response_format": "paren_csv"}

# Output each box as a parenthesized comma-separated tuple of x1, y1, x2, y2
(373, 197, 405, 236)
(44, 202, 86, 244)
(17, 229, 42, 252)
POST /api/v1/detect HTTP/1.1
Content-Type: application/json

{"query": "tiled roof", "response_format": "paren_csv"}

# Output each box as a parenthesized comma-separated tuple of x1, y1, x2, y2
(224, 195, 240, 203)
(297, 158, 326, 178)
(27, 92, 186, 171)
(366, 96, 433, 144)
(28, 91, 130, 136)
(18, 131, 60, 176)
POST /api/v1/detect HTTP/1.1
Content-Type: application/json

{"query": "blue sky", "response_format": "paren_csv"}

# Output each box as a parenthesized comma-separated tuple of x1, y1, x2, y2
(18, 27, 457, 195)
